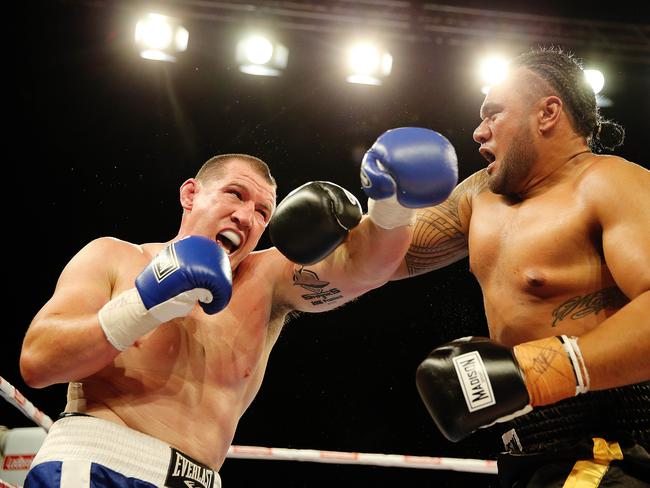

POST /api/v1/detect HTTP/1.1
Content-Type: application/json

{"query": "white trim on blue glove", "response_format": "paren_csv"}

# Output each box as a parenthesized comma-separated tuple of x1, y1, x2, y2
(367, 195, 416, 229)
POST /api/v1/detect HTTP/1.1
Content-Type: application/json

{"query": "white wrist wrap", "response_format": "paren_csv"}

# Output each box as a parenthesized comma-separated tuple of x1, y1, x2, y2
(98, 287, 212, 351)
(559, 335, 591, 395)
(98, 288, 160, 351)
(367, 195, 416, 229)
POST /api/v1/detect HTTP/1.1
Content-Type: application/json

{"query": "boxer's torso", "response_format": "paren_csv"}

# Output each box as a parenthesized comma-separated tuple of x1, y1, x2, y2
(78, 242, 288, 470)
(467, 156, 628, 346)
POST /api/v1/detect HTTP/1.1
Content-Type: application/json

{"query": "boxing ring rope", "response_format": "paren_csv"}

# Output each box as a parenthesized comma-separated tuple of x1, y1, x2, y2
(0, 377, 53, 432)
(0, 375, 498, 482)
(228, 445, 497, 474)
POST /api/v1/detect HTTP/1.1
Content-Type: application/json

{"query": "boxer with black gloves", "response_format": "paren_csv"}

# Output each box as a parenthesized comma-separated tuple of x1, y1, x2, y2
(389, 47, 650, 488)
(21, 141, 458, 486)
(269, 181, 363, 265)
(269, 127, 459, 265)
(416, 335, 590, 442)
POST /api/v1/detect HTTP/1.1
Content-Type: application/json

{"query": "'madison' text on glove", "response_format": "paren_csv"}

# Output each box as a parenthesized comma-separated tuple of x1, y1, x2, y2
(416, 335, 590, 442)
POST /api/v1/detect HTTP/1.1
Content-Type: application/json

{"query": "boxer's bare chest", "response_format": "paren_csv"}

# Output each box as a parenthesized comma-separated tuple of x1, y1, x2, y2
(83, 252, 283, 462)
(90, 250, 279, 399)
(466, 185, 624, 344)
(123, 260, 276, 386)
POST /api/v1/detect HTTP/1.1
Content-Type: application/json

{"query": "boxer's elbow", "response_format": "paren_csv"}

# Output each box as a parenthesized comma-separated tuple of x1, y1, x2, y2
(20, 337, 57, 388)
(20, 350, 49, 388)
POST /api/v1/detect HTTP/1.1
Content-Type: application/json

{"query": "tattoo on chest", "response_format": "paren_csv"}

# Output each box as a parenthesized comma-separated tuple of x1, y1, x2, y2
(550, 286, 629, 327)
(293, 268, 343, 306)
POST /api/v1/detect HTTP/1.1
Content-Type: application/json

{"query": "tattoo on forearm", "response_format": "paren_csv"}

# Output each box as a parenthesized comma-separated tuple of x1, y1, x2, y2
(551, 286, 629, 327)
(293, 268, 343, 306)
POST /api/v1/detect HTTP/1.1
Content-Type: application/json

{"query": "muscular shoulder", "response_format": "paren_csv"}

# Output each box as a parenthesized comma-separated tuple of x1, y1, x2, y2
(63, 237, 151, 283)
(79, 237, 148, 262)
(454, 169, 491, 232)
(236, 247, 295, 314)
(578, 155, 646, 185)
(576, 155, 649, 208)
(86, 236, 140, 252)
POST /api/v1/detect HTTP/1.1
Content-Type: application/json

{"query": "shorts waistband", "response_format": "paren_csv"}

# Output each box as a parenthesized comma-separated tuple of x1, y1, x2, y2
(501, 381, 650, 453)
(32, 415, 221, 488)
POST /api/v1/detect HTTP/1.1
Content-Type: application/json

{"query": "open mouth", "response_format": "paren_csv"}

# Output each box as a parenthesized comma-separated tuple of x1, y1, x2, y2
(479, 147, 496, 164)
(216, 230, 242, 255)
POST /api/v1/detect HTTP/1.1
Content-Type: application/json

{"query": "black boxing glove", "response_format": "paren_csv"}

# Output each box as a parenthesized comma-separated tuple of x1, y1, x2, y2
(416, 337, 531, 442)
(269, 181, 362, 265)
(416, 336, 589, 442)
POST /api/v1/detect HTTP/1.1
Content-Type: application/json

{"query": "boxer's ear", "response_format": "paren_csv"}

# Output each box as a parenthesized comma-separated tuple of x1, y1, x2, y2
(180, 178, 199, 211)
(537, 95, 562, 133)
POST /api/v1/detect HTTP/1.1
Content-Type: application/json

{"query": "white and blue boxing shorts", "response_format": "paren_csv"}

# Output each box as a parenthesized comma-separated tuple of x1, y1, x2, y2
(25, 414, 221, 488)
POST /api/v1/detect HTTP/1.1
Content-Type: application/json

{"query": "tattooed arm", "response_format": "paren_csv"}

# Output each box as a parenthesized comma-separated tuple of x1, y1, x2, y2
(271, 214, 413, 313)
(391, 169, 490, 279)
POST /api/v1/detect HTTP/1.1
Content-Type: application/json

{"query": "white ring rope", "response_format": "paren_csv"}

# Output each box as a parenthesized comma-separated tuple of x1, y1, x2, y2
(0, 375, 497, 475)
(0, 376, 53, 431)
(227, 445, 497, 474)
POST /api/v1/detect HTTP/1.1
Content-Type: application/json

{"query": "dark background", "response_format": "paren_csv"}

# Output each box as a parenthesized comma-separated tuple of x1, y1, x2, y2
(5, 1, 649, 486)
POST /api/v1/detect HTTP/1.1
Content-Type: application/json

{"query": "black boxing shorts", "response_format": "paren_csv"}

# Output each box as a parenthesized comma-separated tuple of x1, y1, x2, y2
(497, 381, 650, 487)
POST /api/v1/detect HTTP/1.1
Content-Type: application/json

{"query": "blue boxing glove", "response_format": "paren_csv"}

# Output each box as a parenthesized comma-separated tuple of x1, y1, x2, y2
(98, 236, 232, 351)
(360, 127, 458, 228)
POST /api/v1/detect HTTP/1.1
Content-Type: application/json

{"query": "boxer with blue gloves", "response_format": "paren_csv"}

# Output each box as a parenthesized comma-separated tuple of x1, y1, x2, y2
(98, 235, 232, 351)
(20, 141, 460, 487)
(361, 127, 458, 229)
(269, 127, 459, 266)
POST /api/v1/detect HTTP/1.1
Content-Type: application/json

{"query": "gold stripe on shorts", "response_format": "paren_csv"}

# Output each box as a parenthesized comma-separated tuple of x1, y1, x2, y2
(562, 437, 624, 488)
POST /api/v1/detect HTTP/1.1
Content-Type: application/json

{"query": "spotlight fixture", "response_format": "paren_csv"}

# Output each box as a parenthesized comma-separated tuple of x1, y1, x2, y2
(236, 35, 288, 76)
(345, 42, 392, 86)
(135, 13, 189, 62)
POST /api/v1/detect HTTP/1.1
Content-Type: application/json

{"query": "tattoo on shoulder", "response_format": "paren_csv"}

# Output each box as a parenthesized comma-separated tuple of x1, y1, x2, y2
(403, 171, 488, 276)
(550, 286, 629, 327)
(293, 267, 343, 306)
(405, 211, 467, 276)
(471, 169, 491, 193)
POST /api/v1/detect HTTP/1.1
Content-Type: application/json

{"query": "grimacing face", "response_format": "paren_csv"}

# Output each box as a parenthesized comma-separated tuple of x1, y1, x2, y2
(185, 160, 276, 269)
(474, 69, 540, 196)
(489, 117, 539, 195)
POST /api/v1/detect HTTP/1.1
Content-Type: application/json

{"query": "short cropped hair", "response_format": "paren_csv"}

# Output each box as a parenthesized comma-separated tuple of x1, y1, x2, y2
(195, 154, 277, 187)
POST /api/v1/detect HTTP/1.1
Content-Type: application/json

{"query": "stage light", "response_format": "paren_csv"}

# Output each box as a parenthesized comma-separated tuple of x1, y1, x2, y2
(135, 13, 188, 62)
(345, 42, 392, 86)
(584, 68, 612, 107)
(584, 69, 605, 94)
(479, 55, 509, 94)
(236, 35, 288, 77)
